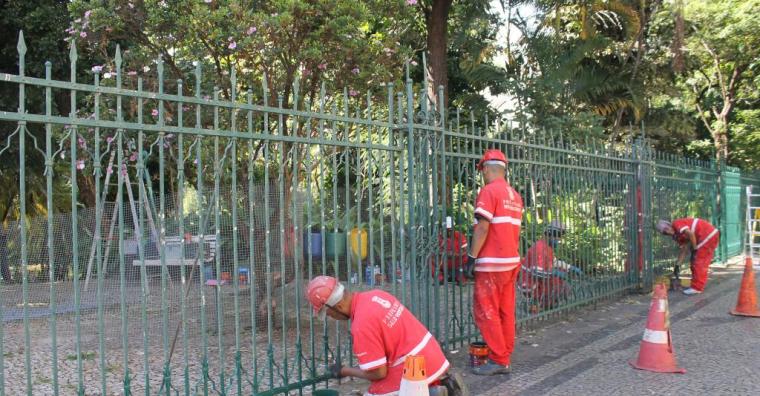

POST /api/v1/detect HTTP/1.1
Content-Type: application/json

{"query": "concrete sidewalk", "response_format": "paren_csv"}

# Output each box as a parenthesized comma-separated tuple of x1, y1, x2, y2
(329, 263, 758, 395)
(468, 264, 759, 395)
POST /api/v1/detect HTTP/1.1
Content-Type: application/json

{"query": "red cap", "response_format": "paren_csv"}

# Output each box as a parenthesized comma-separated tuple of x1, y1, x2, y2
(477, 149, 508, 170)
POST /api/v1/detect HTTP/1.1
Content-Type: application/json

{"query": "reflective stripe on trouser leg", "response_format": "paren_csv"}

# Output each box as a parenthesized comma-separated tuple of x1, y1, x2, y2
(473, 270, 518, 366)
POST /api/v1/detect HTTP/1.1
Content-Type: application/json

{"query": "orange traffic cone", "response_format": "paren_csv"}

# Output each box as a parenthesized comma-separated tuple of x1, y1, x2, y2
(729, 257, 760, 317)
(399, 355, 429, 396)
(629, 283, 686, 373)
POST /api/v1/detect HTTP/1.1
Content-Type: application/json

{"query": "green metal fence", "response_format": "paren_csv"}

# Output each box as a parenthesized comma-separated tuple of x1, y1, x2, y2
(1, 33, 758, 395)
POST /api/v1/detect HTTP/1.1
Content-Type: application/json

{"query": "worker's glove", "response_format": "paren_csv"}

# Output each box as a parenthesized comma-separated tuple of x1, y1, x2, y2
(328, 361, 344, 379)
(463, 255, 477, 279)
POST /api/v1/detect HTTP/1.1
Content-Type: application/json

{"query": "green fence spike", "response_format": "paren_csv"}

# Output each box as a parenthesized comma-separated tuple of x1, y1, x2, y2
(115, 44, 122, 68)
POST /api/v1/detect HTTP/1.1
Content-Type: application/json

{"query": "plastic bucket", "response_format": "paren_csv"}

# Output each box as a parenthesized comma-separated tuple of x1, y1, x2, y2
(349, 228, 368, 260)
(304, 232, 323, 258)
(325, 232, 346, 258)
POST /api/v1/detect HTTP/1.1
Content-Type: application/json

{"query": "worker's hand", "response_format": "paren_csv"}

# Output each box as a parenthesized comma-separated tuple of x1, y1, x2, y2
(464, 255, 477, 279)
(328, 361, 344, 379)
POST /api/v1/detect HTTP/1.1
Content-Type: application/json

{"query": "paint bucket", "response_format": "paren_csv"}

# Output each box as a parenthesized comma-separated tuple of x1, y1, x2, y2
(469, 341, 489, 367)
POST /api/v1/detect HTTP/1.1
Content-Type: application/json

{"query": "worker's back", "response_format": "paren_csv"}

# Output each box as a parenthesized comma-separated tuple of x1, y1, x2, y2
(350, 290, 449, 385)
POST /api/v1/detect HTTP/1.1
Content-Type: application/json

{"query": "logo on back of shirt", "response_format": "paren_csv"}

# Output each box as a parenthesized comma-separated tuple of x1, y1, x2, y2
(371, 296, 392, 309)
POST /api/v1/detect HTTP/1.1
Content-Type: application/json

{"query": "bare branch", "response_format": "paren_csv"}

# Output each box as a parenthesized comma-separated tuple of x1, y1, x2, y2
(699, 39, 726, 98)
(691, 85, 714, 134)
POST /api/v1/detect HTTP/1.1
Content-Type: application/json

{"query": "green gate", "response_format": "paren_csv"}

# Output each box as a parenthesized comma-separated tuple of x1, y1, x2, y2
(721, 167, 743, 260)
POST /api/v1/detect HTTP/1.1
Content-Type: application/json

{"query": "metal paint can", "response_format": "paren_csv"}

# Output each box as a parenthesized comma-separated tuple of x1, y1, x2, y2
(469, 341, 489, 367)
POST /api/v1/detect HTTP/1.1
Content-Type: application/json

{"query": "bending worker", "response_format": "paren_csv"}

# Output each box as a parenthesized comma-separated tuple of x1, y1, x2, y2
(656, 217, 720, 295)
(306, 275, 466, 396)
(464, 149, 524, 376)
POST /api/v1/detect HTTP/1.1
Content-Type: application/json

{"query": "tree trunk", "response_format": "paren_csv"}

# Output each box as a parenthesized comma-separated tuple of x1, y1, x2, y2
(425, 0, 453, 109)
(713, 117, 729, 164)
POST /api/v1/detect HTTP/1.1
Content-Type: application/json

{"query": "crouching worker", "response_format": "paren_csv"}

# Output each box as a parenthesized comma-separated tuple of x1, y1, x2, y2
(521, 221, 582, 309)
(306, 275, 468, 396)
(656, 218, 720, 295)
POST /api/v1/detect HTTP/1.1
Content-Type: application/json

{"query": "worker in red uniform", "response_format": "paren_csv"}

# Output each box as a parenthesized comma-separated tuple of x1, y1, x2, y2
(305, 275, 466, 396)
(656, 217, 720, 295)
(520, 221, 582, 310)
(463, 149, 523, 376)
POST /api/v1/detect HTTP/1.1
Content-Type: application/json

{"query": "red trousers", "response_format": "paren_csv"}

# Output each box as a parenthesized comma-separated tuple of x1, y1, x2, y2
(473, 269, 518, 366)
(690, 234, 719, 291)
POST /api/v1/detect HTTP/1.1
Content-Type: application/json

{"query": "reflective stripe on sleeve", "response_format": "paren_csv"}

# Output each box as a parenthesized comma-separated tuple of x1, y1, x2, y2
(490, 216, 521, 225)
(359, 357, 387, 371)
(474, 207, 493, 220)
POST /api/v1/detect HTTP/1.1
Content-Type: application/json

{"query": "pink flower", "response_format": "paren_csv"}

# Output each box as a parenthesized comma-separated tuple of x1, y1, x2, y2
(129, 152, 138, 162)
(127, 71, 137, 76)
(84, 10, 92, 19)
(80, 31, 87, 38)
(78, 136, 87, 149)
(351, 67, 360, 75)
(121, 166, 128, 176)
(349, 89, 358, 97)
(106, 166, 113, 175)
(407, 0, 418, 5)
(247, 26, 257, 35)
(106, 136, 114, 144)
(91, 65, 103, 73)
(318, 63, 327, 70)
(128, 2, 134, 9)
(228, 41, 237, 50)
(76, 160, 85, 170)
(151, 109, 159, 117)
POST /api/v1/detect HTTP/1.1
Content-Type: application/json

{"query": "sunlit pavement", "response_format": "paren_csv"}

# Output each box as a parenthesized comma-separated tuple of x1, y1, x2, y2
(326, 258, 757, 395)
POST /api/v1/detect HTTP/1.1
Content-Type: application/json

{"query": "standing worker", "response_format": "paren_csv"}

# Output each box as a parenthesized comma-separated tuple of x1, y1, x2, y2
(463, 149, 524, 376)
(656, 217, 720, 295)
(305, 275, 467, 396)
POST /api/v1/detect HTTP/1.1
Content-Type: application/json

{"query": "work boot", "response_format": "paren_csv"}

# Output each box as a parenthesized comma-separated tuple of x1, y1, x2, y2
(440, 371, 470, 395)
(472, 360, 510, 376)
(682, 287, 702, 295)
(429, 385, 448, 396)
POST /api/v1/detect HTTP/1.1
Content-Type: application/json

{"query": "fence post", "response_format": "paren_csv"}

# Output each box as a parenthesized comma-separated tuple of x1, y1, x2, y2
(634, 137, 654, 292)
(717, 160, 726, 263)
